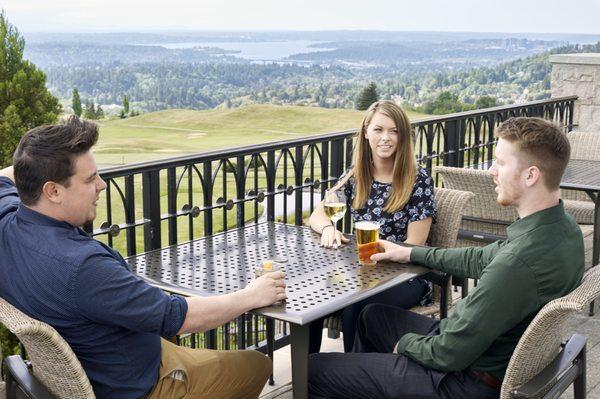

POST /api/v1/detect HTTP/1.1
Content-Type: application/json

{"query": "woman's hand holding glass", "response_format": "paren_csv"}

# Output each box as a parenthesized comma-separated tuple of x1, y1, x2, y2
(322, 189, 350, 249)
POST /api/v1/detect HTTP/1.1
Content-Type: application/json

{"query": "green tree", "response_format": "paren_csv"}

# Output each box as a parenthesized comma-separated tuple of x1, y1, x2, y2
(83, 99, 96, 119)
(123, 95, 129, 115)
(96, 105, 104, 119)
(0, 11, 61, 167)
(356, 82, 379, 110)
(72, 88, 82, 117)
(474, 96, 500, 109)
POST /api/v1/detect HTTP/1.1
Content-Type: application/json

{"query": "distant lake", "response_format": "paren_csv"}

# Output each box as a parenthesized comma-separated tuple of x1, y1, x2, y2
(154, 40, 334, 61)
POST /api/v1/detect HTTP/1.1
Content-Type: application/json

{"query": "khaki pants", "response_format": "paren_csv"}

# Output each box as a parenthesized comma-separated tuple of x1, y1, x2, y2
(145, 339, 271, 399)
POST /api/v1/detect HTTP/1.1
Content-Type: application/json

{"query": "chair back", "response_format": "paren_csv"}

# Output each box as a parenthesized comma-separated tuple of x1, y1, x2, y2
(501, 266, 600, 399)
(429, 187, 474, 248)
(563, 131, 600, 202)
(434, 166, 517, 240)
(0, 297, 95, 399)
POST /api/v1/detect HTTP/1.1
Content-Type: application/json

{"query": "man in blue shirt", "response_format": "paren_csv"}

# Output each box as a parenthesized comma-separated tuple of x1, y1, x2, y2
(0, 117, 286, 399)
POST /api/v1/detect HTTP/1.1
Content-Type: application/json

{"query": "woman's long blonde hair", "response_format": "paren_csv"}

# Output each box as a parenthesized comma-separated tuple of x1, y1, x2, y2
(352, 100, 417, 212)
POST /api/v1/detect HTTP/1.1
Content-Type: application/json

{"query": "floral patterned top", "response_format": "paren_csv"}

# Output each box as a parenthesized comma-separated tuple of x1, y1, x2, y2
(342, 167, 437, 243)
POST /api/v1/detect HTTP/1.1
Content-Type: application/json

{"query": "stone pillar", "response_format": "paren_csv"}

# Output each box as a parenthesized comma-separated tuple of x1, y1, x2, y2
(551, 53, 600, 131)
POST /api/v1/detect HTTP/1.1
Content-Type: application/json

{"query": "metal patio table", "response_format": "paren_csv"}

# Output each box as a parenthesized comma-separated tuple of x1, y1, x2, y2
(561, 159, 600, 315)
(127, 221, 428, 399)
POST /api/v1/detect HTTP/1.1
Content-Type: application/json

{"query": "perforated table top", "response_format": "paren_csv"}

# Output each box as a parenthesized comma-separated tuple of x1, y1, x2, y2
(127, 222, 427, 325)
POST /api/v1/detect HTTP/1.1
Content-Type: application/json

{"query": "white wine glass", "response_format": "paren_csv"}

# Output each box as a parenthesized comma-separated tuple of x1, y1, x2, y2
(323, 189, 347, 248)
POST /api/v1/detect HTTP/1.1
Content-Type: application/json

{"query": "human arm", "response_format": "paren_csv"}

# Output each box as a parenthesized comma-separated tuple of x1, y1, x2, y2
(309, 201, 349, 248)
(178, 271, 286, 334)
(76, 254, 286, 337)
(0, 166, 14, 182)
(371, 239, 503, 279)
(395, 253, 537, 371)
(405, 217, 432, 246)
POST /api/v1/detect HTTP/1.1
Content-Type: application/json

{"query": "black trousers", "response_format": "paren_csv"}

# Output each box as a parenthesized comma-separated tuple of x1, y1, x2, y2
(308, 304, 500, 399)
(309, 278, 428, 353)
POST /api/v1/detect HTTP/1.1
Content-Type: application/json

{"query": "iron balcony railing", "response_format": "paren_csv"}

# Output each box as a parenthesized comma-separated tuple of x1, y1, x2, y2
(89, 95, 576, 352)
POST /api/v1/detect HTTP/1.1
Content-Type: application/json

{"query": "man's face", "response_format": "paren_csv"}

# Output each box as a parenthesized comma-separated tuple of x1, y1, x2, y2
(488, 138, 528, 207)
(59, 150, 106, 227)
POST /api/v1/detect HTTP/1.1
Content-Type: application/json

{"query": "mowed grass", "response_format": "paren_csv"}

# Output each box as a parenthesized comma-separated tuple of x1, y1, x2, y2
(95, 104, 429, 166)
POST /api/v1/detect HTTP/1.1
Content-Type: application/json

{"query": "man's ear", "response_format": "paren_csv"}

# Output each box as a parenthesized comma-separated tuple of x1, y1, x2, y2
(525, 166, 541, 187)
(41, 181, 63, 204)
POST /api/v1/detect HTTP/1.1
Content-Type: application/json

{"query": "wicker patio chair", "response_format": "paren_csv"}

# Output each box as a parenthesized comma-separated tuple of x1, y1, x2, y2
(1, 338, 4, 399)
(500, 265, 600, 399)
(562, 131, 600, 225)
(433, 165, 517, 247)
(0, 297, 95, 399)
(410, 187, 475, 317)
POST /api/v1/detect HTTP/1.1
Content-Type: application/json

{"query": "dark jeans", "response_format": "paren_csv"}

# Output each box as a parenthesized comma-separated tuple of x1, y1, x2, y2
(308, 304, 500, 399)
(309, 277, 428, 353)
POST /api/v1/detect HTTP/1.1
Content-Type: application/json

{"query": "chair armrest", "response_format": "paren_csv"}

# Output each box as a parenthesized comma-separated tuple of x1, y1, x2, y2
(458, 228, 507, 243)
(5, 355, 56, 399)
(510, 334, 587, 398)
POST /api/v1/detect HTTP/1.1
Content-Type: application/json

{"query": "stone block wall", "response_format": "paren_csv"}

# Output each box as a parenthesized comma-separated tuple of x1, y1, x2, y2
(551, 53, 600, 131)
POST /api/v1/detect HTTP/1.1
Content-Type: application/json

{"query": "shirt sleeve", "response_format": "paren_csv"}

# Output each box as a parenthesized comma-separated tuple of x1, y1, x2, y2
(407, 168, 437, 223)
(0, 176, 19, 219)
(73, 253, 188, 338)
(411, 240, 505, 279)
(397, 252, 538, 372)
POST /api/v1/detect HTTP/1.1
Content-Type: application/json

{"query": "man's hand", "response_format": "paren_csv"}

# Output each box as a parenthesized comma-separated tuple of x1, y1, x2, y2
(320, 226, 349, 249)
(243, 271, 286, 308)
(370, 240, 413, 263)
(0, 166, 14, 183)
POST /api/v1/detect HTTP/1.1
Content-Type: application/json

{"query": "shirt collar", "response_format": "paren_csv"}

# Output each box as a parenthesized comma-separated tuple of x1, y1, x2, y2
(16, 203, 78, 231)
(506, 199, 565, 240)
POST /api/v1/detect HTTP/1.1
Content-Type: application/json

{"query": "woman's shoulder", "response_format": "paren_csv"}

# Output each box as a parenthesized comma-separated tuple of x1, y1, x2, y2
(414, 166, 433, 185)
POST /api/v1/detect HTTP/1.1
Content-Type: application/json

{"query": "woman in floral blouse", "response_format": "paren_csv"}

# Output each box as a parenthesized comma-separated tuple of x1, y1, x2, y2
(308, 100, 437, 353)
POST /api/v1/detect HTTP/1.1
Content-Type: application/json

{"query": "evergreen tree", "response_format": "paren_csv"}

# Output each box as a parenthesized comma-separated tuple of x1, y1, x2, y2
(96, 105, 104, 119)
(0, 11, 61, 167)
(72, 88, 82, 117)
(356, 82, 379, 110)
(83, 99, 96, 119)
(123, 95, 130, 115)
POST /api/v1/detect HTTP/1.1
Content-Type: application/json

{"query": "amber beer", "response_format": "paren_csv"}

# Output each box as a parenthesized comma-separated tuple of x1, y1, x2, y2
(355, 221, 380, 266)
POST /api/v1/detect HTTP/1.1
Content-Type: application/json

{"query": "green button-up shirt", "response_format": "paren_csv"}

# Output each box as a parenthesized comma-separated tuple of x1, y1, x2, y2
(399, 200, 584, 379)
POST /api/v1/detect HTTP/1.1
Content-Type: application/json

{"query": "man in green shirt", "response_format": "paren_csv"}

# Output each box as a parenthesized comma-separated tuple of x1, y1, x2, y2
(308, 117, 584, 399)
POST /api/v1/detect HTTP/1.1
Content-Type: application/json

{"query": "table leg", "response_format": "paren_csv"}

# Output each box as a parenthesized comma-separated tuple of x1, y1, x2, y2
(590, 195, 600, 316)
(266, 318, 275, 385)
(290, 323, 310, 399)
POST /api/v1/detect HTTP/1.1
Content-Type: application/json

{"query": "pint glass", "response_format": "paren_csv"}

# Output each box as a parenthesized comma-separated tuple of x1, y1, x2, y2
(355, 221, 380, 266)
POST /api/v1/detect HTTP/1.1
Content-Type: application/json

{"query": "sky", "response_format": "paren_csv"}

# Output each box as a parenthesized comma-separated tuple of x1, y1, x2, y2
(2, 0, 600, 34)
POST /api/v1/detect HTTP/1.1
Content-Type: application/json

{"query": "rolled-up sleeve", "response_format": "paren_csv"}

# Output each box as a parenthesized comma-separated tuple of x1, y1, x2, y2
(73, 253, 188, 338)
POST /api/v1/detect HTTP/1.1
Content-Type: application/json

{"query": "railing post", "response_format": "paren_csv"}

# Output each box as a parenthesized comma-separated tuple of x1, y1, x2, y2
(444, 120, 460, 167)
(329, 139, 344, 184)
(295, 146, 303, 226)
(236, 155, 246, 227)
(125, 175, 136, 256)
(167, 168, 177, 246)
(203, 162, 213, 236)
(266, 151, 276, 222)
(142, 170, 161, 251)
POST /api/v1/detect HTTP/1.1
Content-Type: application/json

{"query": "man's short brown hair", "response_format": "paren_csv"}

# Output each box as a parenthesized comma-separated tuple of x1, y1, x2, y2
(13, 116, 99, 205)
(496, 117, 570, 190)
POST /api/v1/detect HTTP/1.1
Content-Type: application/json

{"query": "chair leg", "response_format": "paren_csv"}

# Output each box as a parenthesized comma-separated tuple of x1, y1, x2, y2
(574, 343, 587, 399)
(440, 274, 450, 319)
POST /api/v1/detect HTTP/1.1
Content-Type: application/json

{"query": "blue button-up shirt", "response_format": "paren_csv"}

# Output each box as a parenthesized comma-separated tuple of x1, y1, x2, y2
(0, 177, 188, 398)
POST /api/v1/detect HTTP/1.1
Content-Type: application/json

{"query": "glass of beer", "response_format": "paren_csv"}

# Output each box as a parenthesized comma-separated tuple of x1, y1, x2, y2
(323, 189, 347, 226)
(355, 220, 380, 266)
